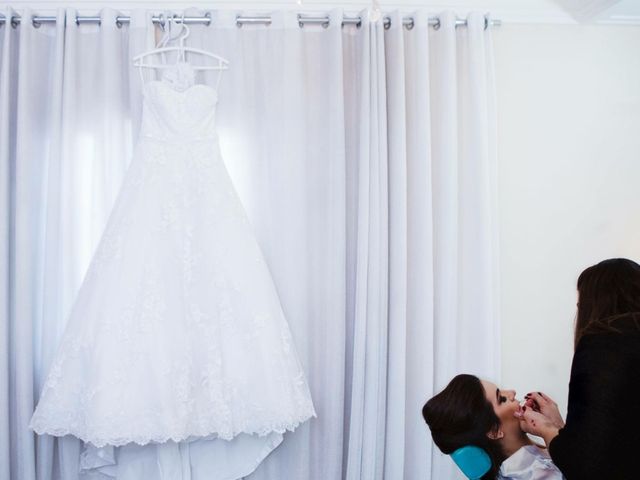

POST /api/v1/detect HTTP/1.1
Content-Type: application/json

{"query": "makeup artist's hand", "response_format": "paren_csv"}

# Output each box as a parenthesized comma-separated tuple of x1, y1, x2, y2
(524, 392, 565, 429)
(515, 407, 560, 447)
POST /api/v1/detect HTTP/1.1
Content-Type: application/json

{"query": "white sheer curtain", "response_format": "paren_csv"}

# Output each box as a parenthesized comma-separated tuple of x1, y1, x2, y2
(0, 6, 499, 480)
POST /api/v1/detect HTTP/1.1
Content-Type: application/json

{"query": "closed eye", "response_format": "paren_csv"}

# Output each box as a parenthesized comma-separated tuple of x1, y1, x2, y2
(496, 388, 507, 404)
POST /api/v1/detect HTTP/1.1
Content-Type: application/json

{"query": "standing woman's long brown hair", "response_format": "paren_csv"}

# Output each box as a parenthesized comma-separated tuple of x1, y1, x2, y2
(575, 258, 640, 348)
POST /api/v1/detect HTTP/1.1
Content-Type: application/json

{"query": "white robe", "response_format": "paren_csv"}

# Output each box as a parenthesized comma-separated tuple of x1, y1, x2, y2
(498, 445, 564, 480)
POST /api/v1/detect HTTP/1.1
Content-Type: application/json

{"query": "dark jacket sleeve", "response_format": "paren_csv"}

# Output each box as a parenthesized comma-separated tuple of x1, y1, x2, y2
(548, 332, 640, 480)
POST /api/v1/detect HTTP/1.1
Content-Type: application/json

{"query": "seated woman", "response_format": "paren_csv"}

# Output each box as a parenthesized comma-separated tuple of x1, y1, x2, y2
(422, 374, 563, 479)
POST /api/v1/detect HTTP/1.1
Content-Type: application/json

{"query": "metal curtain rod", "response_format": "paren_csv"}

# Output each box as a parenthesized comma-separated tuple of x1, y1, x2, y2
(0, 12, 501, 30)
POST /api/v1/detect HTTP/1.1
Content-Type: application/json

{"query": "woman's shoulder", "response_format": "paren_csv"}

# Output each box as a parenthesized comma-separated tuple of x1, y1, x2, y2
(572, 320, 640, 394)
(498, 445, 564, 479)
(579, 313, 640, 347)
(576, 316, 640, 354)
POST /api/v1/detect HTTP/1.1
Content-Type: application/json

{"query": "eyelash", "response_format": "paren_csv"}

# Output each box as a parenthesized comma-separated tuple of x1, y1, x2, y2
(499, 394, 507, 404)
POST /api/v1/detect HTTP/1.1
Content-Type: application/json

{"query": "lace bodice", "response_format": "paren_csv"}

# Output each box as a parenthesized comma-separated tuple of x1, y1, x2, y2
(139, 62, 219, 142)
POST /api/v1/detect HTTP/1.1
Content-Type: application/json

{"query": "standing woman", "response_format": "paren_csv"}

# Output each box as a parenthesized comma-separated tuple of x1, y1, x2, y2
(518, 258, 640, 479)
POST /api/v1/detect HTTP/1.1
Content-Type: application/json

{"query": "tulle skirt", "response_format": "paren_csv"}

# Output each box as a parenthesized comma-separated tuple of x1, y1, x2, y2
(29, 137, 316, 447)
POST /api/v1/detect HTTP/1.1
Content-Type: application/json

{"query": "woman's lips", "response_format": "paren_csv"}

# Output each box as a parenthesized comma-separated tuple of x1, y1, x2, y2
(521, 398, 541, 412)
(517, 401, 526, 414)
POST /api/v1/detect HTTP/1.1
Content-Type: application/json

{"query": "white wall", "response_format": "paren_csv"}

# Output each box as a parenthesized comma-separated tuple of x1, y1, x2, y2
(493, 24, 640, 415)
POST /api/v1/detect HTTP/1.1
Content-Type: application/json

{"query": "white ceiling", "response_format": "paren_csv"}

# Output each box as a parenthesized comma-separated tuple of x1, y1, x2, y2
(554, 0, 640, 24)
(5, 0, 640, 24)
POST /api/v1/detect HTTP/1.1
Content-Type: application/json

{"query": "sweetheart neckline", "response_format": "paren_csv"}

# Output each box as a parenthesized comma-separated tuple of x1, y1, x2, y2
(144, 80, 219, 99)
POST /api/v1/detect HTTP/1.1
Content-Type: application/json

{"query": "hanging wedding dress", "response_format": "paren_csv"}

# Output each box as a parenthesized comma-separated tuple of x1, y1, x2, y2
(29, 22, 315, 480)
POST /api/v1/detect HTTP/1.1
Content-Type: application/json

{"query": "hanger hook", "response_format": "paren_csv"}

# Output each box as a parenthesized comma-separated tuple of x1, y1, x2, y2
(163, 14, 182, 43)
(180, 12, 190, 41)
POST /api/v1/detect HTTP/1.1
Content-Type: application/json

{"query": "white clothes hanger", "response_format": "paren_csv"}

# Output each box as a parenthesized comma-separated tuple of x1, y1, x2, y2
(132, 13, 229, 72)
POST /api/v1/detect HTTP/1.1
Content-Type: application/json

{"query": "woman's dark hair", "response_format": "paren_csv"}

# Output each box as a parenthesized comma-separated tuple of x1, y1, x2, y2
(575, 258, 640, 348)
(422, 374, 506, 480)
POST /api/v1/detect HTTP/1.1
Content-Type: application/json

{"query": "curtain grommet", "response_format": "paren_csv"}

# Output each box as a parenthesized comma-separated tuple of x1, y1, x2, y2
(236, 15, 242, 28)
(116, 16, 123, 28)
(204, 11, 212, 27)
(11, 15, 19, 28)
(32, 15, 42, 28)
(405, 19, 414, 30)
(433, 18, 441, 30)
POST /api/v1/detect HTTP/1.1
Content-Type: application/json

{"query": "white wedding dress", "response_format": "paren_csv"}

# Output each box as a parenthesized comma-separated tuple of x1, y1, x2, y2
(30, 59, 316, 477)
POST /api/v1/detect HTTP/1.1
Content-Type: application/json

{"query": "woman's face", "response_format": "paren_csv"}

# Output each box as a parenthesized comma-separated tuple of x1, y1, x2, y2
(481, 380, 522, 439)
